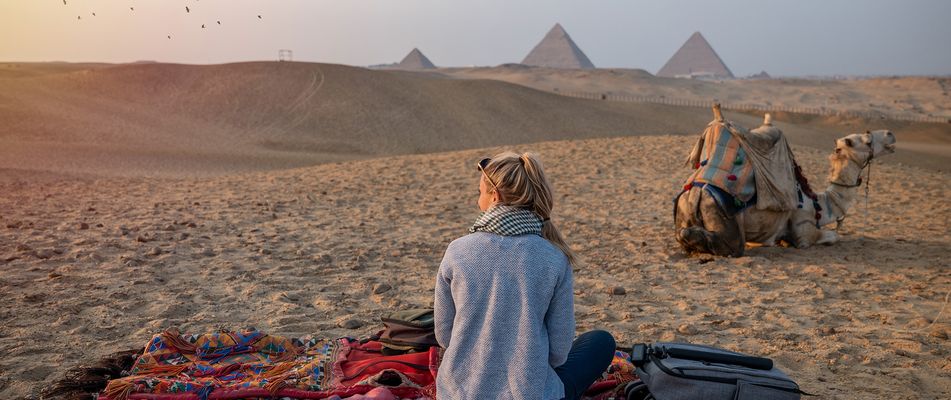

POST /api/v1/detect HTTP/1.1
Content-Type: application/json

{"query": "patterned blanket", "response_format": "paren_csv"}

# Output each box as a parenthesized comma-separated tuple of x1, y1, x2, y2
(98, 329, 636, 400)
(585, 349, 639, 400)
(100, 329, 440, 400)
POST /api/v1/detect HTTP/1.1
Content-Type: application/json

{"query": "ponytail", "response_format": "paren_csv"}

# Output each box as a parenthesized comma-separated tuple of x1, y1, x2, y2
(484, 152, 579, 266)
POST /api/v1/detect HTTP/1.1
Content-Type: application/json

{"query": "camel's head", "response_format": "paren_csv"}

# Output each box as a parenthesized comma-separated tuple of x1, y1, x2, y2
(835, 130, 897, 162)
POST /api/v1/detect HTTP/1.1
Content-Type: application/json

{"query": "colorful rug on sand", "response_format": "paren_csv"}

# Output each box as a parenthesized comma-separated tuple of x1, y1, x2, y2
(98, 329, 637, 400)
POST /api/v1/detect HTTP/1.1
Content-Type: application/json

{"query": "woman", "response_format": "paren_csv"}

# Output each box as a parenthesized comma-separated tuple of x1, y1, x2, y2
(433, 152, 616, 400)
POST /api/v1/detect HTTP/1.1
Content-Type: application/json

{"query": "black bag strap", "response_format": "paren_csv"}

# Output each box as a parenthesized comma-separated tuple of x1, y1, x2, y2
(661, 345, 773, 370)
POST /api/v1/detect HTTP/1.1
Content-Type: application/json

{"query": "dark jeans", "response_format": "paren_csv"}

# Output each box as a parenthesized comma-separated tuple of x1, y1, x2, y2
(555, 330, 617, 400)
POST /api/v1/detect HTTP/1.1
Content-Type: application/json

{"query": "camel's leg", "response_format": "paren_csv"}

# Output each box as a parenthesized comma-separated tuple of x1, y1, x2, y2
(696, 190, 745, 257)
(742, 209, 791, 246)
(815, 229, 839, 245)
(675, 187, 745, 257)
(674, 188, 704, 253)
(786, 210, 825, 248)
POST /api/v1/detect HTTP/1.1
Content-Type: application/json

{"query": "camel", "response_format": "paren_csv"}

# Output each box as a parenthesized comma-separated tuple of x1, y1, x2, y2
(674, 105, 897, 257)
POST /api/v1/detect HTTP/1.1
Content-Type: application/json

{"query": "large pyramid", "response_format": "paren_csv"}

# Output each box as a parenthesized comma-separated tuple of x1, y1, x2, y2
(397, 48, 436, 69)
(521, 23, 595, 69)
(657, 32, 733, 79)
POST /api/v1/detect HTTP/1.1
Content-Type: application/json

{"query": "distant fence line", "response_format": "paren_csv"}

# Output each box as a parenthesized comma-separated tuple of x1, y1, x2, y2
(553, 90, 950, 124)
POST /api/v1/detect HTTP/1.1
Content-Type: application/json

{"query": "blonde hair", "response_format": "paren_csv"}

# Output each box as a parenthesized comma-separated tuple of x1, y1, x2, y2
(482, 151, 578, 266)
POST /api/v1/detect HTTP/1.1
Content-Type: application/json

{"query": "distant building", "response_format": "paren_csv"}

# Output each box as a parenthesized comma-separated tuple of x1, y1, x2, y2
(521, 23, 595, 69)
(367, 63, 399, 69)
(397, 48, 437, 69)
(657, 32, 733, 79)
(748, 70, 772, 79)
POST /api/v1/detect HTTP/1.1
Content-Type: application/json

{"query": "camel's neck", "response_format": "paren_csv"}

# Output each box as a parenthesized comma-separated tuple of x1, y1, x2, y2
(818, 159, 864, 225)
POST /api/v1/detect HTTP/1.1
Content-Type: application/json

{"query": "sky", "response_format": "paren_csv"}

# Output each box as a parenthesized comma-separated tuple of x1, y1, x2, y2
(1, 0, 949, 77)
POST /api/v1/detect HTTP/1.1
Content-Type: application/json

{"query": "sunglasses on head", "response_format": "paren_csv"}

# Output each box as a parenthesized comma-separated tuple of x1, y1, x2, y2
(477, 158, 502, 193)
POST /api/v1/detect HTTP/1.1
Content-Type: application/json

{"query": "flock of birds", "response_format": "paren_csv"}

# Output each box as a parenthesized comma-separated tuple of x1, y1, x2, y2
(62, 1, 263, 39)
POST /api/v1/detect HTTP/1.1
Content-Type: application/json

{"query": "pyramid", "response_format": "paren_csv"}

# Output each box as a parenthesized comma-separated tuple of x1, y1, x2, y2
(657, 32, 733, 79)
(398, 48, 436, 69)
(521, 23, 595, 69)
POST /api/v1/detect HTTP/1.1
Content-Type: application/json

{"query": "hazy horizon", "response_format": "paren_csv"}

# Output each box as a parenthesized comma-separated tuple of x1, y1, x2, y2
(1, 0, 949, 77)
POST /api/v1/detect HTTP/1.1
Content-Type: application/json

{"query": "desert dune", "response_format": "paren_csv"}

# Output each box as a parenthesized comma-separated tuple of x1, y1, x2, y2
(0, 62, 712, 177)
(0, 62, 949, 399)
(2, 62, 948, 177)
(441, 65, 951, 122)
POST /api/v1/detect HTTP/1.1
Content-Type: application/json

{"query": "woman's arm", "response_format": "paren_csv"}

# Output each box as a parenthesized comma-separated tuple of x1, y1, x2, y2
(545, 261, 575, 367)
(433, 254, 455, 348)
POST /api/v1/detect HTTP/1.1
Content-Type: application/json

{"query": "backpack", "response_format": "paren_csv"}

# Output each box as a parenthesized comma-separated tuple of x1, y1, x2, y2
(378, 308, 438, 356)
(627, 342, 809, 400)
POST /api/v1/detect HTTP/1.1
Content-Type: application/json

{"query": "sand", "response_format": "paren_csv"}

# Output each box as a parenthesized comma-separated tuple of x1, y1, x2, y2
(0, 62, 710, 177)
(2, 62, 948, 177)
(1, 135, 949, 399)
(440, 65, 951, 122)
(1, 62, 950, 399)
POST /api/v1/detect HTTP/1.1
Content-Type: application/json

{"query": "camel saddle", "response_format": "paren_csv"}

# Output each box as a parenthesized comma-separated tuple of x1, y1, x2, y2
(685, 119, 797, 212)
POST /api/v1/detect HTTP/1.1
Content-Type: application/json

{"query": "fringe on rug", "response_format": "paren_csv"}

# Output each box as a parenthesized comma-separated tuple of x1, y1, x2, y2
(40, 348, 141, 400)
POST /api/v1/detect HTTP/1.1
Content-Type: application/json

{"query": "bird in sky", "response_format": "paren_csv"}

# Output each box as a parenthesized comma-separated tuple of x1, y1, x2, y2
(62, 3, 266, 35)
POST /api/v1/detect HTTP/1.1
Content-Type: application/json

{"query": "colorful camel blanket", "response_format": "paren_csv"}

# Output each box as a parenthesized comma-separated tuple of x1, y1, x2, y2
(685, 120, 798, 211)
(98, 329, 637, 400)
(684, 123, 757, 205)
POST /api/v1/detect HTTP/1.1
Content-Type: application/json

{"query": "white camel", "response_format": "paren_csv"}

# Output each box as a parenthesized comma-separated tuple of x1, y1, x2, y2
(675, 107, 897, 256)
(743, 128, 896, 248)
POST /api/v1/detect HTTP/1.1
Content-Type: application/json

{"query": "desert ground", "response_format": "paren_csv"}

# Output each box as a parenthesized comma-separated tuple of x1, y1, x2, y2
(0, 62, 949, 399)
(2, 62, 948, 177)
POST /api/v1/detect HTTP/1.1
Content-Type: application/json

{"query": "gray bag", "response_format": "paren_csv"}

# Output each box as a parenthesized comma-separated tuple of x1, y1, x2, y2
(631, 342, 807, 400)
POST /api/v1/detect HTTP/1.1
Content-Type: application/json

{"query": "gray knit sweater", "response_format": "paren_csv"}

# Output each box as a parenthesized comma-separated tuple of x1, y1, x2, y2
(434, 232, 575, 400)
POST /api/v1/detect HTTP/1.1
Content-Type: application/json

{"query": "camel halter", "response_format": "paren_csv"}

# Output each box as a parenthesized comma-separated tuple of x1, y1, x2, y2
(831, 141, 875, 230)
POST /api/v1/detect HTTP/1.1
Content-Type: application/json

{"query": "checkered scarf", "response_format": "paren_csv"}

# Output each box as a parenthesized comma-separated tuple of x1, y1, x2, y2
(469, 205, 544, 236)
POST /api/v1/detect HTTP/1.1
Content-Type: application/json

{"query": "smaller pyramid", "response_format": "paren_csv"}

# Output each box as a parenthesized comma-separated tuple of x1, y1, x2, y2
(398, 48, 436, 69)
(749, 70, 771, 79)
(521, 23, 595, 69)
(657, 32, 733, 79)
